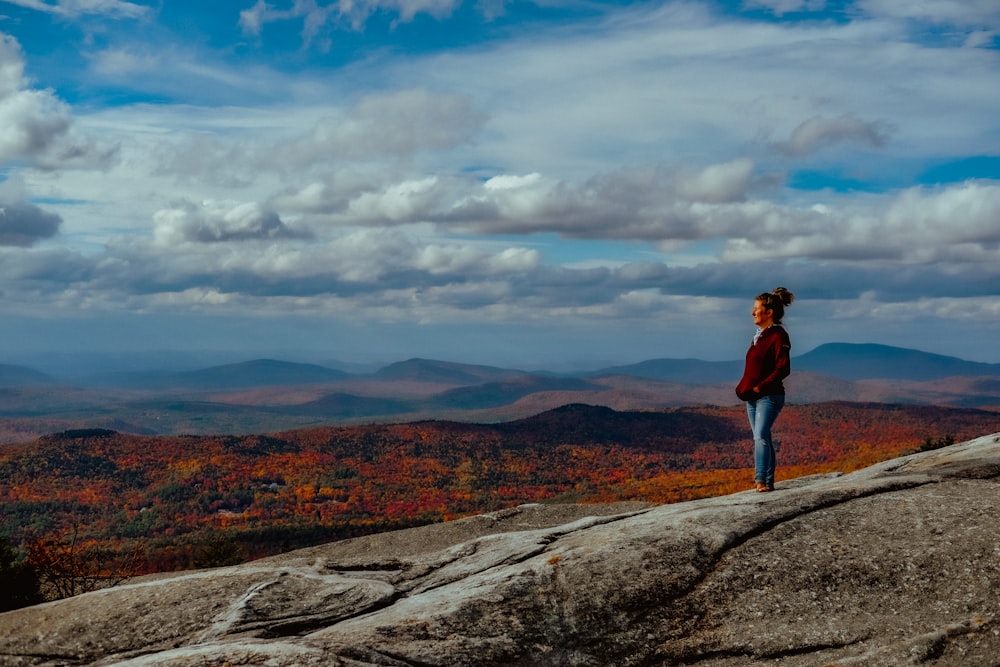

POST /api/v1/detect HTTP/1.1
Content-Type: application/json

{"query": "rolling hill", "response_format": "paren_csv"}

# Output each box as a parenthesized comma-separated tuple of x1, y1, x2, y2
(591, 358, 741, 383)
(374, 358, 525, 384)
(0, 344, 996, 443)
(77, 358, 352, 390)
(0, 364, 54, 387)
(595, 343, 1000, 384)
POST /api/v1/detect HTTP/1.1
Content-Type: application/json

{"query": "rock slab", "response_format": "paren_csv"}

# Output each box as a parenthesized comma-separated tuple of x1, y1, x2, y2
(2, 433, 999, 666)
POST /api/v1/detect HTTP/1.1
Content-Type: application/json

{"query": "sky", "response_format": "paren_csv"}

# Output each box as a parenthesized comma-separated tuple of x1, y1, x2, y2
(0, 0, 998, 372)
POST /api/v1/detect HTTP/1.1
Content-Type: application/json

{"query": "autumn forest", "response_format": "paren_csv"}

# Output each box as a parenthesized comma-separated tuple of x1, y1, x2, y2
(2, 401, 999, 610)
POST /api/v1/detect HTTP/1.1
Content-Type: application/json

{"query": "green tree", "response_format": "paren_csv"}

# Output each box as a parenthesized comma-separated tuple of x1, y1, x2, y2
(0, 533, 42, 611)
(193, 533, 244, 569)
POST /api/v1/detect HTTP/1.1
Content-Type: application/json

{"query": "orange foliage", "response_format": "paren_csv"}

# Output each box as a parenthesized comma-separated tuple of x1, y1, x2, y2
(0, 402, 997, 576)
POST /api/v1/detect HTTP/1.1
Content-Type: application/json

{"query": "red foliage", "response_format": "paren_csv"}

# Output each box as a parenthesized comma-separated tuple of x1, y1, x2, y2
(1, 403, 997, 575)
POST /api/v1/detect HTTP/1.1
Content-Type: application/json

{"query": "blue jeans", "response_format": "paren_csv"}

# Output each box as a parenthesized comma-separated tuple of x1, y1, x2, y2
(746, 394, 785, 487)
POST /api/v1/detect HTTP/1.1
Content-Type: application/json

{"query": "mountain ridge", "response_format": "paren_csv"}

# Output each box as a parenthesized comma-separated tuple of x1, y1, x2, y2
(374, 357, 526, 384)
(0, 364, 54, 387)
(0, 343, 997, 443)
(72, 358, 352, 390)
(794, 342, 1000, 380)
(4, 342, 998, 388)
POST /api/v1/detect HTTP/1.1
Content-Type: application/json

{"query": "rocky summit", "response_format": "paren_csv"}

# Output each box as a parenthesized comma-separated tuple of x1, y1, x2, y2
(2, 433, 999, 667)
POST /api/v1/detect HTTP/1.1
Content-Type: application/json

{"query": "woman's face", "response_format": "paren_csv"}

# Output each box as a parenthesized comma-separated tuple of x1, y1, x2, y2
(752, 299, 774, 328)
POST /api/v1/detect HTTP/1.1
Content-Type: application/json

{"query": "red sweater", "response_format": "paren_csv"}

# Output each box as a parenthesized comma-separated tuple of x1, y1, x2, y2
(735, 326, 791, 401)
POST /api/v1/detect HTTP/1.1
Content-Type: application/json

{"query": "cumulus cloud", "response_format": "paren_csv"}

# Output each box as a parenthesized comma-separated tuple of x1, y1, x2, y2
(3, 219, 998, 343)
(311, 168, 1000, 271)
(0, 176, 61, 247)
(718, 181, 1000, 265)
(414, 243, 539, 276)
(66, 227, 543, 314)
(296, 160, 760, 238)
(883, 182, 1000, 257)
(346, 177, 451, 224)
(674, 158, 756, 204)
(270, 161, 997, 274)
(0, 36, 70, 159)
(0, 35, 117, 170)
(775, 115, 893, 156)
(152, 200, 310, 245)
(314, 229, 538, 285)
(0, 201, 62, 246)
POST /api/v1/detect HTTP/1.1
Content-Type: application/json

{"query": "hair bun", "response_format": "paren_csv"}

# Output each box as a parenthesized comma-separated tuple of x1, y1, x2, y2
(773, 287, 794, 307)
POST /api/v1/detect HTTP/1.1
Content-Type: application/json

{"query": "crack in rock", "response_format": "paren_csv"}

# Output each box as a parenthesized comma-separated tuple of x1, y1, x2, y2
(196, 570, 398, 640)
(823, 616, 995, 666)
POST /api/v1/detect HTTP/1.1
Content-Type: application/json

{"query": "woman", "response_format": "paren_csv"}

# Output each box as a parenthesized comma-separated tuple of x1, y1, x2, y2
(735, 287, 794, 493)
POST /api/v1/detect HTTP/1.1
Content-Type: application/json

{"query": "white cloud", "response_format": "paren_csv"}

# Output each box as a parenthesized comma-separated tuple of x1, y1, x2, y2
(484, 173, 542, 191)
(674, 159, 755, 204)
(741, 0, 827, 16)
(88, 48, 161, 78)
(83, 43, 292, 107)
(0, 35, 117, 170)
(775, 115, 893, 156)
(275, 89, 485, 166)
(719, 182, 1000, 265)
(1, 0, 148, 18)
(0, 35, 71, 160)
(346, 177, 447, 224)
(152, 200, 309, 245)
(858, 0, 1000, 31)
(883, 182, 1000, 255)
(261, 162, 1000, 276)
(486, 246, 539, 273)
(239, 0, 460, 40)
(430, 161, 758, 237)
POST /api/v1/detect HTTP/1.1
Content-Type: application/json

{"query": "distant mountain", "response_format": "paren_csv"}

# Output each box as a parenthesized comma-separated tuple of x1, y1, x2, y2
(271, 392, 412, 419)
(175, 359, 352, 389)
(794, 343, 1000, 381)
(374, 358, 526, 384)
(0, 344, 997, 443)
(593, 344, 1000, 385)
(84, 359, 353, 390)
(0, 364, 53, 387)
(592, 358, 741, 384)
(428, 376, 604, 410)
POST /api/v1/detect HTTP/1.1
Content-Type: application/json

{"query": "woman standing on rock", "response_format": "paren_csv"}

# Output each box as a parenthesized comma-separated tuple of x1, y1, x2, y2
(736, 287, 794, 493)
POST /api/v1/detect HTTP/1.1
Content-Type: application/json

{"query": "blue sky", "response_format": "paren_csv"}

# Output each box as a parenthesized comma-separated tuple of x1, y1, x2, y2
(0, 0, 998, 372)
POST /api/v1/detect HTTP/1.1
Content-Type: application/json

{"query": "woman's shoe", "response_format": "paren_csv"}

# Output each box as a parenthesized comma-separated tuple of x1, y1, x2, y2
(755, 482, 771, 493)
